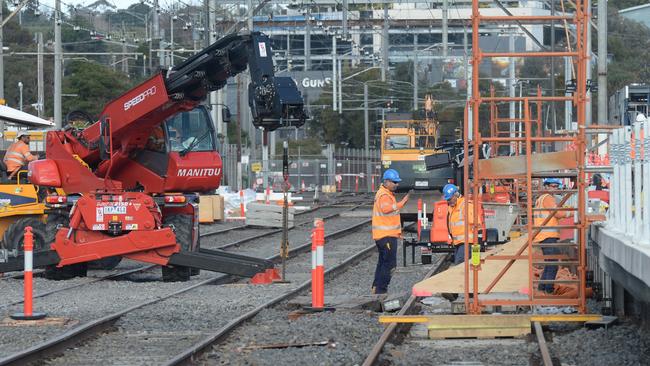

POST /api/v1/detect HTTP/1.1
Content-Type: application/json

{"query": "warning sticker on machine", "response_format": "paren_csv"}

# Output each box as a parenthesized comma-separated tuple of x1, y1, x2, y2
(96, 207, 104, 222)
(125, 224, 138, 230)
(258, 42, 267, 57)
(92, 224, 106, 230)
(103, 206, 127, 214)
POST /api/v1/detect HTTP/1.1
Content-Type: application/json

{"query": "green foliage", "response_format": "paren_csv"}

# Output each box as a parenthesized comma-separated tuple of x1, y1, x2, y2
(605, 4, 650, 92)
(62, 61, 134, 118)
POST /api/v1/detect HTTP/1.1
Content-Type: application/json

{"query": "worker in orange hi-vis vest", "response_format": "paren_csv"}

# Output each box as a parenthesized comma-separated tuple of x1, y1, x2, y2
(534, 178, 572, 293)
(444, 183, 481, 265)
(3, 134, 39, 179)
(371, 168, 410, 294)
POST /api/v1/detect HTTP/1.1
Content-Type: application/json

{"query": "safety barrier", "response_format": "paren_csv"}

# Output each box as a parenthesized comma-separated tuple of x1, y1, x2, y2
(10, 227, 47, 321)
(311, 218, 325, 309)
(608, 121, 650, 245)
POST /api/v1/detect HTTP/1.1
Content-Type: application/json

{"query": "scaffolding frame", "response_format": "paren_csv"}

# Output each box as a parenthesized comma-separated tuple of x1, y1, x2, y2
(462, 0, 589, 314)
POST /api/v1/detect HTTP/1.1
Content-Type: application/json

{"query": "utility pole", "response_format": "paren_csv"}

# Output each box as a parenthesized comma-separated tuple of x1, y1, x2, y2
(550, 0, 557, 131)
(364, 83, 371, 192)
(154, 0, 163, 67)
(37, 33, 44, 118)
(246, 0, 256, 160)
(442, 0, 448, 57)
(332, 35, 337, 111)
(247, 0, 253, 31)
(585, 0, 592, 128)
(413, 34, 418, 112)
(170, 10, 175, 66)
(208, 0, 224, 144)
(509, 32, 516, 154)
(122, 39, 128, 75)
(54, 0, 62, 128)
(342, 0, 348, 38)
(0, 3, 5, 148)
(597, 0, 607, 125)
(338, 59, 342, 113)
(381, 5, 388, 82)
(305, 14, 311, 70)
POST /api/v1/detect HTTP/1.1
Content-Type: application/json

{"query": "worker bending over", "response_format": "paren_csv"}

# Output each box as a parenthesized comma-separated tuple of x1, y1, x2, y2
(3, 134, 39, 179)
(444, 184, 481, 265)
(371, 169, 410, 294)
(534, 178, 572, 293)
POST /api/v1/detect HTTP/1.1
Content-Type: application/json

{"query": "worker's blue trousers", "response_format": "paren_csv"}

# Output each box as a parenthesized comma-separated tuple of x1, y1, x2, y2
(372, 236, 398, 294)
(538, 238, 560, 293)
(454, 244, 468, 265)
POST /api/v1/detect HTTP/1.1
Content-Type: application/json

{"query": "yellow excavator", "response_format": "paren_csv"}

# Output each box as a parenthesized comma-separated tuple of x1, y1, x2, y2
(0, 111, 53, 260)
(380, 95, 460, 222)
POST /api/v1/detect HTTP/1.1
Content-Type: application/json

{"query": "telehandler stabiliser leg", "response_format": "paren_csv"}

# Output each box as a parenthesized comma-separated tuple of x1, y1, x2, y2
(0, 245, 275, 280)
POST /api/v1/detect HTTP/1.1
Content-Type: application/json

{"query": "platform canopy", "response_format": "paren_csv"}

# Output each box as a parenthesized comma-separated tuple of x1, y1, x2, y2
(0, 105, 54, 128)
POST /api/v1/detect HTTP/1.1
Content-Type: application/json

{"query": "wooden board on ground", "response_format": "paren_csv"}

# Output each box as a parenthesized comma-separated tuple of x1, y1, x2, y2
(1, 317, 77, 327)
(426, 314, 530, 339)
(478, 151, 577, 177)
(287, 295, 386, 311)
(412, 235, 530, 295)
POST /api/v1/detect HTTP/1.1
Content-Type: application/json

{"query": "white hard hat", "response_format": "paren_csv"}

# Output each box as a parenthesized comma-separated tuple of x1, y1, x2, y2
(636, 113, 646, 122)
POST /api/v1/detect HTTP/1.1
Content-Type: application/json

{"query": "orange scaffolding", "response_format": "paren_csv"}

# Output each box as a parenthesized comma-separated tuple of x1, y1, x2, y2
(462, 0, 589, 313)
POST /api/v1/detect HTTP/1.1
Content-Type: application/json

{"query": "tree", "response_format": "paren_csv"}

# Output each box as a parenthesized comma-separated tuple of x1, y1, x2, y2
(62, 61, 134, 118)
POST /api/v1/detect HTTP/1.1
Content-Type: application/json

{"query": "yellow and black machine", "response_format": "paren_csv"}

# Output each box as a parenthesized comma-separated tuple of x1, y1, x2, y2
(0, 169, 50, 255)
(380, 97, 460, 222)
(0, 113, 52, 259)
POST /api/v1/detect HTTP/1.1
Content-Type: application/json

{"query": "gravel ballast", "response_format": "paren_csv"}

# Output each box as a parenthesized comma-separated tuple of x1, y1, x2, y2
(201, 235, 438, 365)
(39, 227, 377, 365)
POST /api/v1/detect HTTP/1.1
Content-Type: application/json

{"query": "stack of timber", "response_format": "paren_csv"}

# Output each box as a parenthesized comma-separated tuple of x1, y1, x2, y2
(199, 195, 225, 223)
(245, 202, 295, 228)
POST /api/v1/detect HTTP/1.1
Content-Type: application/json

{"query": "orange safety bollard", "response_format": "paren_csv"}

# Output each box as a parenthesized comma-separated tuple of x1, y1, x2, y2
(240, 190, 245, 217)
(265, 186, 271, 204)
(301, 179, 306, 193)
(355, 176, 359, 192)
(371, 176, 375, 192)
(11, 227, 47, 321)
(311, 218, 325, 309)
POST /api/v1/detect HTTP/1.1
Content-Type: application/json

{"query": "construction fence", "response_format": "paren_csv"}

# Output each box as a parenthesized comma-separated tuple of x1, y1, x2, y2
(220, 143, 381, 193)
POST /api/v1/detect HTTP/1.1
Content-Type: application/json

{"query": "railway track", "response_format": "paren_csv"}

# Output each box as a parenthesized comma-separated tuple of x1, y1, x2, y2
(0, 200, 368, 306)
(362, 255, 449, 366)
(0, 219, 372, 365)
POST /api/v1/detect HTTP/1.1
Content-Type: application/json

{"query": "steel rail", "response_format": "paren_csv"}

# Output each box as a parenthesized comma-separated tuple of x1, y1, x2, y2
(164, 227, 376, 365)
(0, 219, 370, 366)
(362, 255, 450, 366)
(211, 204, 364, 250)
(0, 265, 157, 309)
(0, 203, 364, 312)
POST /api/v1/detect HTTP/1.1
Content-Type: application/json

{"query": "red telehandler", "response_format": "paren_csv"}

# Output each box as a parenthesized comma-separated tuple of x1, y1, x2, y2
(0, 31, 306, 281)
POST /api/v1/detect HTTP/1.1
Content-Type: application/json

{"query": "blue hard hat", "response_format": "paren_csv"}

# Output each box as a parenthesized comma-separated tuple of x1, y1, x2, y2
(382, 169, 402, 182)
(543, 178, 563, 188)
(442, 183, 459, 200)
